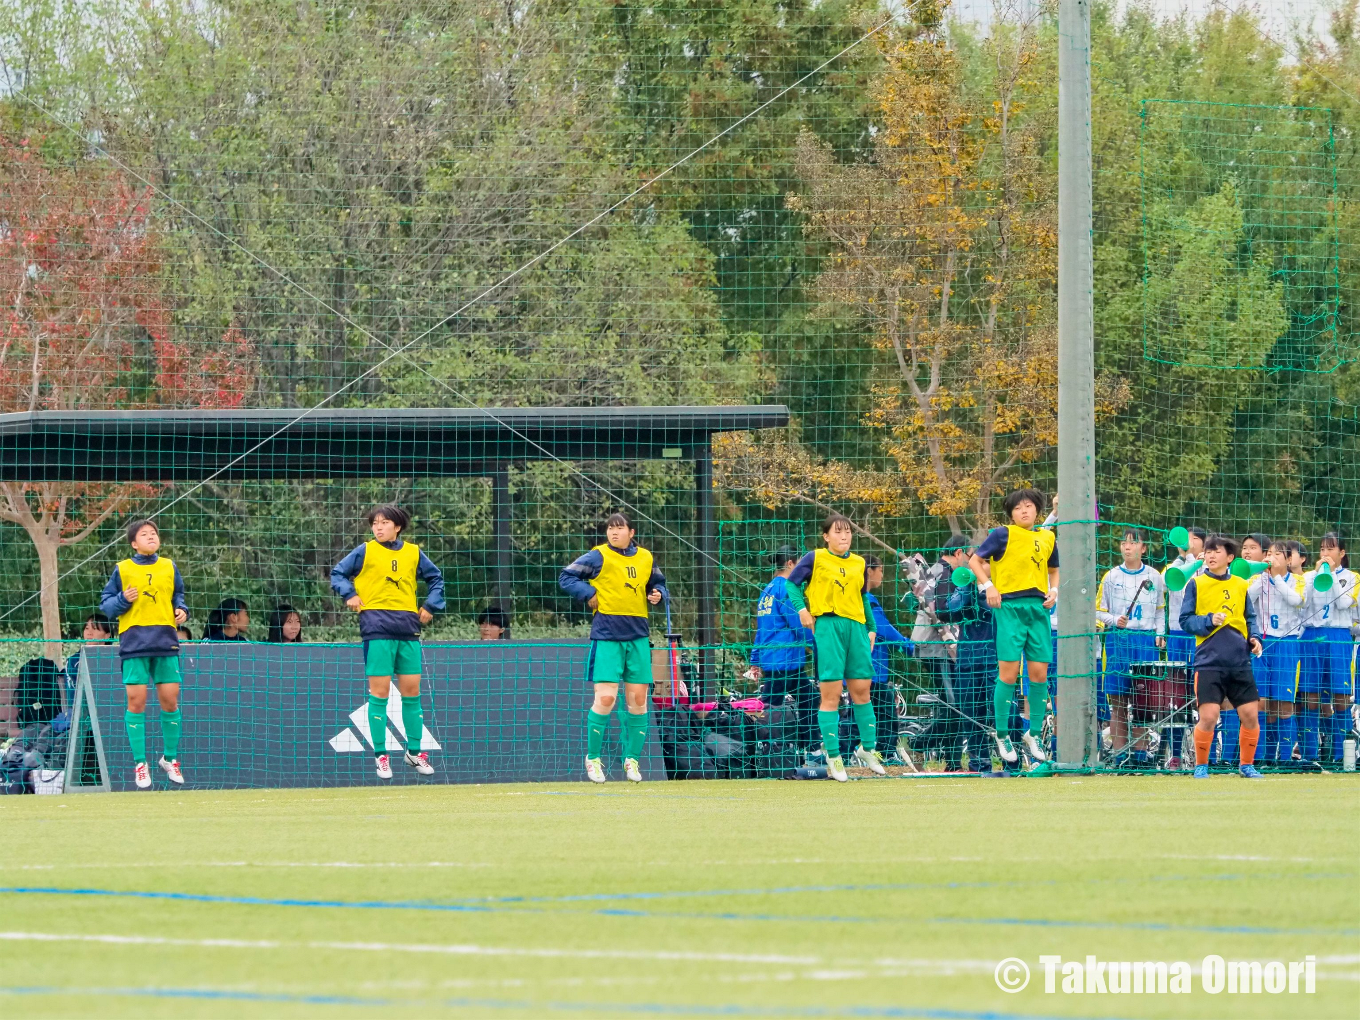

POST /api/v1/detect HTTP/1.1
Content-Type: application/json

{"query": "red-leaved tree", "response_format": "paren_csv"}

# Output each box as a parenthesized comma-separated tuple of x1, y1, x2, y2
(0, 136, 256, 653)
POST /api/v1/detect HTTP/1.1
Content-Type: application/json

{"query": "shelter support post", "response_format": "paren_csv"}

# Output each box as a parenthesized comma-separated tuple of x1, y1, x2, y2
(694, 444, 717, 695)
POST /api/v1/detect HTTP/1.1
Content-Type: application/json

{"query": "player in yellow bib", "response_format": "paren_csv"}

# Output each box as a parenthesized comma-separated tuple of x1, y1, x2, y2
(331, 505, 445, 780)
(783, 514, 882, 782)
(99, 519, 190, 789)
(968, 488, 1059, 767)
(1178, 535, 1265, 779)
(559, 512, 668, 784)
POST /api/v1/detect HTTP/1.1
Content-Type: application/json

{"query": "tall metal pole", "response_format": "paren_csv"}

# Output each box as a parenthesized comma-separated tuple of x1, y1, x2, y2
(1056, 0, 1099, 768)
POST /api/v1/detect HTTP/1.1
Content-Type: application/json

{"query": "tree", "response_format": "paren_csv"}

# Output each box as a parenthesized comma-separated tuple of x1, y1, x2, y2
(0, 135, 255, 651)
(783, 8, 1070, 538)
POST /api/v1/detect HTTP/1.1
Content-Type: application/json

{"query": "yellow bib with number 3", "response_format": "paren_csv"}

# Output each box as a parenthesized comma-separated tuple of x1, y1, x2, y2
(1194, 573, 1250, 644)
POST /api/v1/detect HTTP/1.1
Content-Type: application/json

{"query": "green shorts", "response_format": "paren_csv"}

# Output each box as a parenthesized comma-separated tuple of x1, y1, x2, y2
(813, 614, 873, 682)
(995, 597, 1052, 663)
(588, 637, 652, 687)
(364, 638, 423, 677)
(121, 655, 182, 686)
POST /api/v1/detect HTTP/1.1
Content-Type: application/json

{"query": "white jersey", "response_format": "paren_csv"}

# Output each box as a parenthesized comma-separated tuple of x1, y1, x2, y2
(1096, 564, 1166, 635)
(1164, 554, 1203, 633)
(1301, 566, 1359, 631)
(1248, 571, 1306, 637)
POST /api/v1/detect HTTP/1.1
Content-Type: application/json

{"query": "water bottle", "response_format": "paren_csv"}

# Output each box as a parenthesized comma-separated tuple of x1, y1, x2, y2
(1344, 739, 1356, 773)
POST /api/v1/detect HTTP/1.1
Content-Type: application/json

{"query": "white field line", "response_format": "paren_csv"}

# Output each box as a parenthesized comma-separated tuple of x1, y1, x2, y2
(0, 931, 817, 965)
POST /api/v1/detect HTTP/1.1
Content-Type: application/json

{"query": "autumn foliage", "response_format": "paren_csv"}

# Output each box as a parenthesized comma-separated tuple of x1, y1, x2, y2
(0, 134, 257, 644)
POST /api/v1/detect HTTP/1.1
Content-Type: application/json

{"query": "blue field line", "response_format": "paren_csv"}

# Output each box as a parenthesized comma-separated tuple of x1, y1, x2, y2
(431, 868, 1350, 906)
(0, 986, 1104, 1020)
(2, 884, 1354, 938)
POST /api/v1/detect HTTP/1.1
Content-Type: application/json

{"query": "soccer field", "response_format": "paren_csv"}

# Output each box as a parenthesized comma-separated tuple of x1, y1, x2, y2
(3, 775, 1356, 1019)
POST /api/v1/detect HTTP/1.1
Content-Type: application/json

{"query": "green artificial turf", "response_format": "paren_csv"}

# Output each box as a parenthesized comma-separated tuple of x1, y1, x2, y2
(2, 774, 1357, 1019)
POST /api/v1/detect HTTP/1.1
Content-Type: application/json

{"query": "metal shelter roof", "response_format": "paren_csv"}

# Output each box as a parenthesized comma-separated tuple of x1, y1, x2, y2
(0, 405, 789, 481)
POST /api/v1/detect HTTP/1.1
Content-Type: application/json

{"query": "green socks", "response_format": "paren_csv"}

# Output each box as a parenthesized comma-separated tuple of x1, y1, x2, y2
(626, 710, 649, 759)
(1026, 681, 1049, 735)
(124, 710, 146, 763)
(160, 709, 181, 761)
(994, 680, 1016, 736)
(818, 709, 841, 758)
(401, 695, 423, 753)
(368, 694, 389, 756)
(852, 702, 876, 752)
(586, 709, 609, 759)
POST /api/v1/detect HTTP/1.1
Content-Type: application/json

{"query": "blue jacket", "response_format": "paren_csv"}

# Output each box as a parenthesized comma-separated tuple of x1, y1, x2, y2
(939, 581, 997, 645)
(1178, 572, 1262, 671)
(751, 575, 812, 673)
(330, 540, 446, 641)
(99, 554, 189, 659)
(867, 593, 912, 684)
(558, 544, 668, 642)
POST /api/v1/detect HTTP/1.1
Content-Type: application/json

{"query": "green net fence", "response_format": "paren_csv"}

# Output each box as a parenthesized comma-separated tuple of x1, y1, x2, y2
(0, 0, 1355, 789)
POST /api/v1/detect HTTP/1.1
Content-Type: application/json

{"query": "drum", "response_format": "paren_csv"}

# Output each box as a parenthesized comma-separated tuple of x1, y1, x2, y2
(1129, 660, 1193, 724)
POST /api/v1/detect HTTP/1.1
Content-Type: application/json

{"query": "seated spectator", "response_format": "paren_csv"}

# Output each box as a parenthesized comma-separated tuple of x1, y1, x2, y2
(267, 604, 304, 643)
(176, 625, 194, 643)
(63, 613, 113, 701)
(204, 598, 251, 641)
(865, 555, 913, 763)
(476, 605, 510, 640)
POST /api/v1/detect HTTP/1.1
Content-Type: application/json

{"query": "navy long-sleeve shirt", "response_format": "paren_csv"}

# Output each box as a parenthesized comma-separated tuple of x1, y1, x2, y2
(1178, 572, 1261, 670)
(558, 544, 668, 641)
(330, 540, 446, 641)
(938, 581, 997, 644)
(99, 554, 189, 659)
(867, 593, 912, 684)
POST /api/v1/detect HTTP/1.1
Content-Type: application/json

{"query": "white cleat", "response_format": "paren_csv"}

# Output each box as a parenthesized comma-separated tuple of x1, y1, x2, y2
(585, 757, 607, 783)
(624, 757, 642, 783)
(854, 745, 887, 775)
(1022, 732, 1047, 763)
(133, 761, 151, 789)
(996, 735, 1018, 763)
(827, 755, 849, 782)
(374, 754, 393, 780)
(158, 757, 184, 785)
(404, 751, 434, 776)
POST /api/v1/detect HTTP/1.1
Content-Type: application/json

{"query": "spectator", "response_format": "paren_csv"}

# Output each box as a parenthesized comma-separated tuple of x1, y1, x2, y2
(176, 625, 194, 643)
(749, 546, 818, 757)
(937, 570, 997, 772)
(914, 536, 971, 766)
(1164, 526, 1207, 665)
(864, 554, 913, 763)
(911, 535, 969, 675)
(64, 612, 113, 702)
(476, 605, 510, 640)
(267, 604, 304, 643)
(205, 598, 250, 641)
